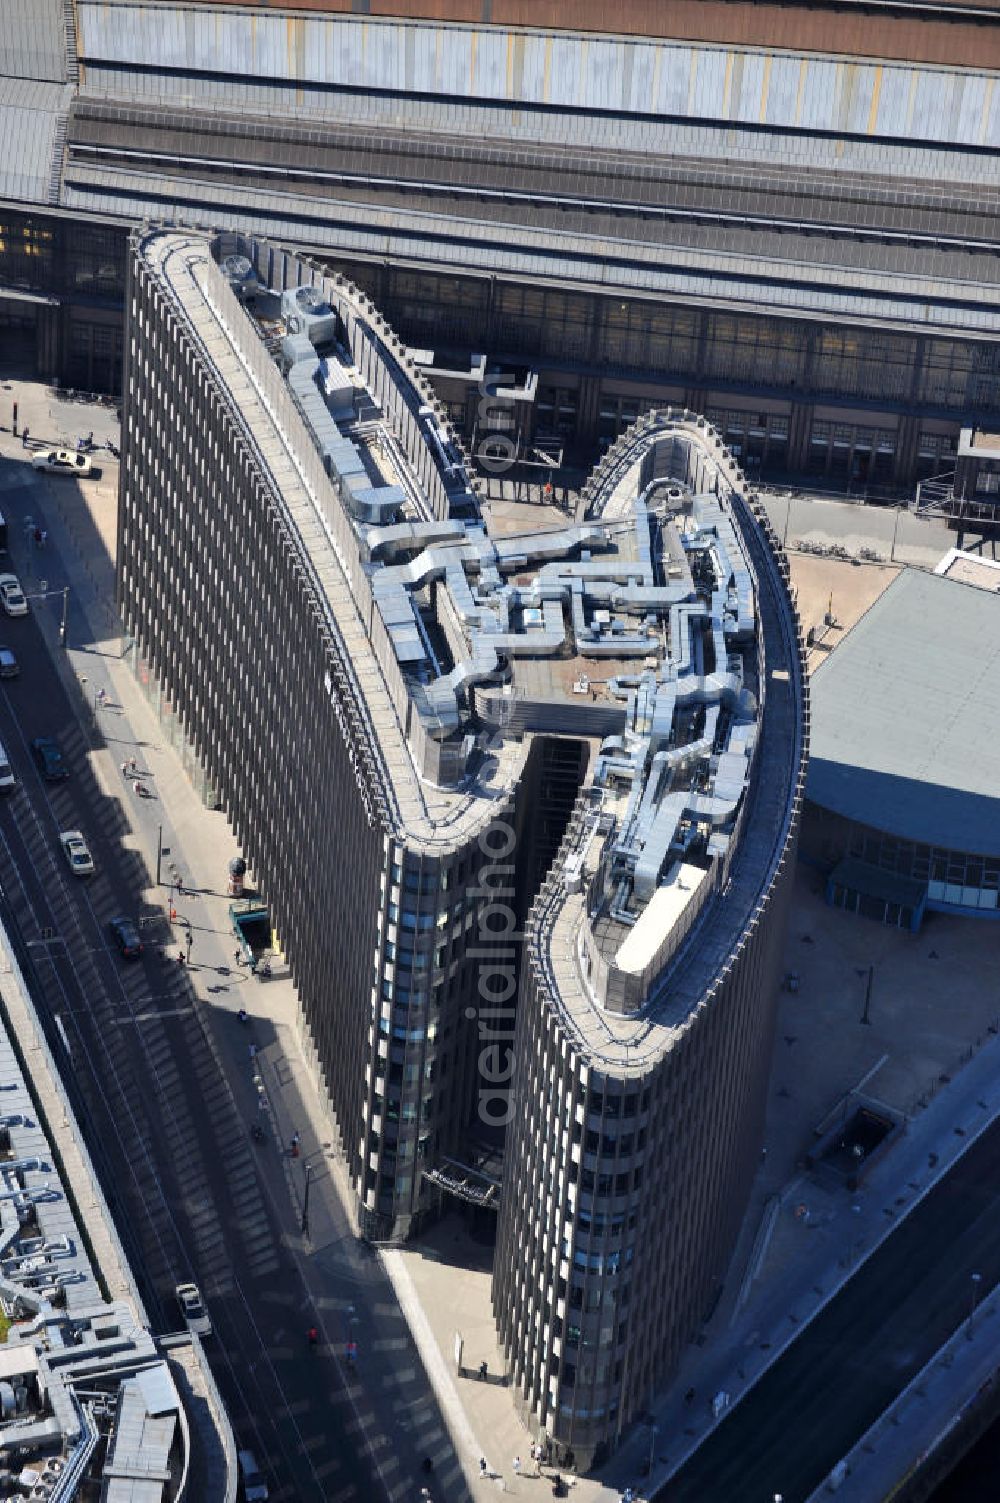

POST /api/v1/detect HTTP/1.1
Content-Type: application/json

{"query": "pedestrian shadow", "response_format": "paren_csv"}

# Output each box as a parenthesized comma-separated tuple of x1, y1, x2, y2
(457, 1365, 508, 1387)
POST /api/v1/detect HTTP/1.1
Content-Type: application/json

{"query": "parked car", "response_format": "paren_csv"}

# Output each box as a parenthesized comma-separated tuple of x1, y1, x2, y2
(175, 1282, 211, 1338)
(30, 736, 68, 780)
(59, 830, 94, 877)
(0, 575, 27, 617)
(30, 448, 93, 476)
(238, 1450, 269, 1502)
(0, 647, 18, 678)
(108, 916, 143, 958)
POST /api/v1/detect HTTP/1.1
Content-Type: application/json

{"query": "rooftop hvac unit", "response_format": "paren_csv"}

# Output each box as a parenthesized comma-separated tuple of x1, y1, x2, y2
(222, 253, 251, 282)
(281, 286, 337, 346)
(221, 254, 257, 300)
(295, 286, 326, 314)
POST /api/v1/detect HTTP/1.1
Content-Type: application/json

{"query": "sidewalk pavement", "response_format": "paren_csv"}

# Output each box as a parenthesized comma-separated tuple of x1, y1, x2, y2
(3, 379, 998, 1503)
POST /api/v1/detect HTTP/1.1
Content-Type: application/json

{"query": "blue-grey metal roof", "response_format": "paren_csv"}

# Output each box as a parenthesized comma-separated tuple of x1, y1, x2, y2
(807, 570, 1000, 857)
(0, 80, 70, 206)
(0, 0, 66, 84)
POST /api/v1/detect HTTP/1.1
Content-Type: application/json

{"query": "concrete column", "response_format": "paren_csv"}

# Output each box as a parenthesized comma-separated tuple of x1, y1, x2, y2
(588, 295, 607, 366)
(575, 375, 602, 450)
(894, 413, 920, 485)
(485, 274, 499, 349)
(787, 401, 813, 472)
(37, 302, 61, 380)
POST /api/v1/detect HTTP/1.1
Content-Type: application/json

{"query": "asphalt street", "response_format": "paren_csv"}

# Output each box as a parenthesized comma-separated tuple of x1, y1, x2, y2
(0, 508, 383, 1500)
(662, 1119, 1000, 1503)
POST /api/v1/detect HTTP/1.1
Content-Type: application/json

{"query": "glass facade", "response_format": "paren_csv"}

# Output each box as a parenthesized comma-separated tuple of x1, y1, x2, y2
(0, 205, 991, 470)
(846, 821, 1000, 914)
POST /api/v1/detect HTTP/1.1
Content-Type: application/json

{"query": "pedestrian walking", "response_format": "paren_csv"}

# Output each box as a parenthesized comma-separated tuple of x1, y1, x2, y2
(96, 686, 106, 707)
(128, 757, 138, 775)
(234, 949, 243, 967)
(39, 529, 47, 548)
(20, 427, 28, 448)
(176, 951, 185, 967)
(478, 1359, 488, 1381)
(120, 761, 128, 777)
(33, 527, 41, 547)
(248, 1042, 257, 1059)
(479, 1458, 488, 1477)
(513, 1457, 521, 1476)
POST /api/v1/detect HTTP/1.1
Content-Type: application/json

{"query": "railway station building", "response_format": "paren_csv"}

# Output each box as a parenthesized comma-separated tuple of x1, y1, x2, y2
(1, 0, 999, 484)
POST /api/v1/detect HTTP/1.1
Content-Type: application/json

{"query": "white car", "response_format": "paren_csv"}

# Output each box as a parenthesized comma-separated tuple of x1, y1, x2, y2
(30, 448, 93, 476)
(0, 575, 27, 617)
(175, 1281, 211, 1338)
(59, 830, 95, 877)
(238, 1450, 269, 1501)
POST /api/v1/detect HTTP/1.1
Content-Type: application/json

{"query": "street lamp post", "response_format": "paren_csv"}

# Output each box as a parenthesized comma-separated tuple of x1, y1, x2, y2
(301, 1160, 312, 1237)
(860, 965, 874, 1026)
(967, 1272, 983, 1339)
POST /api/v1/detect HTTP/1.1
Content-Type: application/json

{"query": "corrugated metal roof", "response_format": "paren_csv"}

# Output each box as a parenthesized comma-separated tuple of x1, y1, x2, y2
(75, 3, 1000, 151)
(73, 66, 1000, 196)
(103, 1372, 177, 1502)
(807, 570, 1000, 856)
(0, 80, 70, 207)
(0, 0, 66, 84)
(59, 164, 1000, 337)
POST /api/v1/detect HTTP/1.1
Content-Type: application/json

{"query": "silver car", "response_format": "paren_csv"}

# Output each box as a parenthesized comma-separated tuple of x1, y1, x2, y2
(0, 575, 27, 617)
(175, 1281, 211, 1338)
